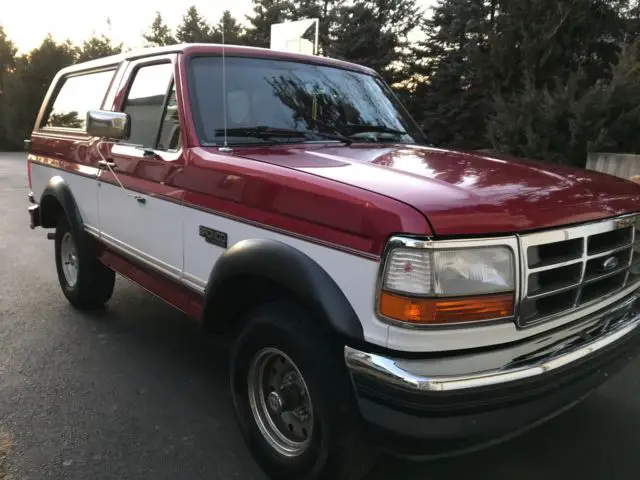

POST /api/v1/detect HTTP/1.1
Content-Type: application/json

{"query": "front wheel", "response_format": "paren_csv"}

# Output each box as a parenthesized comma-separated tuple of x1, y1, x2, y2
(54, 216, 115, 310)
(229, 301, 375, 480)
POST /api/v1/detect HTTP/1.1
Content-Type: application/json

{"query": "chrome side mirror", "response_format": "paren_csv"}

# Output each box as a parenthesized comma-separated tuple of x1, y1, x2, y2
(86, 110, 130, 140)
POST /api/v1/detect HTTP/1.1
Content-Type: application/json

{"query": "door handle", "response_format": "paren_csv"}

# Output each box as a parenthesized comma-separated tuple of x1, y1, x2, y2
(98, 159, 116, 168)
(134, 195, 146, 205)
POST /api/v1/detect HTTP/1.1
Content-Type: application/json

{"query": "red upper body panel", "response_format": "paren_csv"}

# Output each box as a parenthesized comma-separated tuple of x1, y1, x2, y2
(29, 44, 640, 261)
(222, 143, 640, 237)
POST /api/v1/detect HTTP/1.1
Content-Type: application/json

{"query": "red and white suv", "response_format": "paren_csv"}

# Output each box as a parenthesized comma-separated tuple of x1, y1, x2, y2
(25, 43, 640, 479)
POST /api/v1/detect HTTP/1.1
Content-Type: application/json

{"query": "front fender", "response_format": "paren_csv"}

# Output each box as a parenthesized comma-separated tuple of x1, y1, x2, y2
(202, 238, 364, 341)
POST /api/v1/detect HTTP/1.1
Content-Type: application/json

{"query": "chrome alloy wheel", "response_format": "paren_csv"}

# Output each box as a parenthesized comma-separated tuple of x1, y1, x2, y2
(248, 347, 314, 458)
(60, 232, 79, 288)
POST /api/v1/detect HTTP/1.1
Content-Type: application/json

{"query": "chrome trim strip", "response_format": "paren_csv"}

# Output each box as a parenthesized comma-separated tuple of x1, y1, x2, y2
(99, 232, 182, 281)
(182, 273, 207, 293)
(528, 262, 632, 301)
(346, 295, 640, 393)
(85, 227, 101, 239)
(522, 214, 638, 249)
(583, 265, 629, 284)
(526, 257, 583, 273)
(86, 229, 205, 294)
(85, 224, 100, 236)
(527, 282, 580, 300)
(588, 243, 635, 260)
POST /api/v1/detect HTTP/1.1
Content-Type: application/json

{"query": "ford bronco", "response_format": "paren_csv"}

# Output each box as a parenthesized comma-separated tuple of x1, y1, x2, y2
(25, 43, 640, 479)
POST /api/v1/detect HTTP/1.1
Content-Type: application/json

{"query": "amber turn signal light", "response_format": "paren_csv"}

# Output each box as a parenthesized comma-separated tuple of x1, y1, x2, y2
(379, 291, 514, 325)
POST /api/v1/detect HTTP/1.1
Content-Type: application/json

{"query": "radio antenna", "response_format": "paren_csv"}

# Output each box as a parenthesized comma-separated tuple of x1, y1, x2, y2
(218, 22, 232, 153)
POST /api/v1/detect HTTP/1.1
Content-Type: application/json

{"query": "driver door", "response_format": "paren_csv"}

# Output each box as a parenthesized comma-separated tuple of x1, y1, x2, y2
(97, 56, 185, 278)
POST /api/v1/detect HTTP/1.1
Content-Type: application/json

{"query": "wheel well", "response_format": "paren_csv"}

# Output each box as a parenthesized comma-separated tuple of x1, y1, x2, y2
(40, 194, 64, 228)
(202, 274, 303, 338)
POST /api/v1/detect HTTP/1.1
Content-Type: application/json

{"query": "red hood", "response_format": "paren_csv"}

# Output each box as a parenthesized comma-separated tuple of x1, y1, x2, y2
(226, 144, 640, 236)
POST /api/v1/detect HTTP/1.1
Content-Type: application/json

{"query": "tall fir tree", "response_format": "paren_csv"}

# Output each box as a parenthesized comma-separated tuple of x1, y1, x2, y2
(176, 6, 215, 43)
(288, 0, 345, 55)
(212, 10, 247, 45)
(0, 25, 16, 83)
(245, 0, 294, 47)
(330, 0, 420, 84)
(483, 0, 631, 165)
(411, 0, 493, 148)
(410, 0, 631, 152)
(143, 12, 176, 46)
(0, 25, 17, 149)
(488, 0, 627, 93)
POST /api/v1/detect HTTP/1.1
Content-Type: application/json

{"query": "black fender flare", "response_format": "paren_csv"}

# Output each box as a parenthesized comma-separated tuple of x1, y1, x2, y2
(39, 176, 85, 236)
(201, 238, 365, 341)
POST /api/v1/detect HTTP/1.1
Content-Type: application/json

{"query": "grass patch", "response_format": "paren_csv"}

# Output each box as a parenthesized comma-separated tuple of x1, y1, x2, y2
(0, 429, 12, 480)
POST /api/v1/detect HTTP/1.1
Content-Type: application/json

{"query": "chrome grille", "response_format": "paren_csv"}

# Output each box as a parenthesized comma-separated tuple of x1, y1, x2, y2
(518, 214, 640, 327)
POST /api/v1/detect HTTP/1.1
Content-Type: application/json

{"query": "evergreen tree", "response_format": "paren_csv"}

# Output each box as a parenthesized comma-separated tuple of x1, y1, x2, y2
(77, 34, 123, 62)
(483, 0, 631, 164)
(489, 0, 626, 93)
(0, 25, 16, 83)
(289, 0, 345, 55)
(411, 0, 631, 152)
(487, 40, 640, 165)
(330, 0, 420, 84)
(176, 6, 215, 43)
(0, 25, 17, 148)
(245, 0, 294, 47)
(212, 10, 247, 45)
(143, 12, 176, 46)
(3, 35, 77, 148)
(410, 0, 493, 148)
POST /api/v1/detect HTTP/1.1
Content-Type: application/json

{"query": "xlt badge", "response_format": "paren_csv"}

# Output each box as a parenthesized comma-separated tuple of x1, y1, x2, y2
(199, 226, 228, 248)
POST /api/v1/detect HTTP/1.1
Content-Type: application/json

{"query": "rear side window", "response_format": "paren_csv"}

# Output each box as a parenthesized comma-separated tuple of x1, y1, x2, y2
(43, 69, 115, 130)
(122, 62, 174, 148)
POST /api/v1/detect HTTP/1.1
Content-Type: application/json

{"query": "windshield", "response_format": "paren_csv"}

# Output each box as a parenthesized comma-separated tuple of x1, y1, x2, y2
(187, 56, 426, 145)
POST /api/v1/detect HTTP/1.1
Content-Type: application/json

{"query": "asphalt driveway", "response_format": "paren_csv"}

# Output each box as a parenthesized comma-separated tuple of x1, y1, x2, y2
(1, 151, 640, 479)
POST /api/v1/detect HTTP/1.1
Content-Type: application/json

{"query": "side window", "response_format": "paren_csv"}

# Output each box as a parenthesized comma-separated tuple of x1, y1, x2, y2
(157, 83, 181, 151)
(43, 69, 115, 130)
(122, 62, 174, 148)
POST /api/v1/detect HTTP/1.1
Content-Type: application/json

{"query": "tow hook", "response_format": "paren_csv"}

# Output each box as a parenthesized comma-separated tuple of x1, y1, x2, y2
(47, 232, 55, 240)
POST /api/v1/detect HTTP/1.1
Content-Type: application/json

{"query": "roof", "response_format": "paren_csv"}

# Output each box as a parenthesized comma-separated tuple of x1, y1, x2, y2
(60, 43, 377, 77)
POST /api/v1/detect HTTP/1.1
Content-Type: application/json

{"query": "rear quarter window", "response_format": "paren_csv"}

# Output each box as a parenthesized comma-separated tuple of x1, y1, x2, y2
(41, 69, 116, 131)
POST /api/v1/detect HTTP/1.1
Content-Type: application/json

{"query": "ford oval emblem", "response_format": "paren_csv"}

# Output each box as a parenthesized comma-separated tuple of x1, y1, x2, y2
(602, 256, 619, 272)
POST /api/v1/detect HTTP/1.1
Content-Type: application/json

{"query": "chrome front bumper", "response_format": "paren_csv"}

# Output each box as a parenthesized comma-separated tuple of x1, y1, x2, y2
(345, 294, 640, 449)
(346, 294, 640, 393)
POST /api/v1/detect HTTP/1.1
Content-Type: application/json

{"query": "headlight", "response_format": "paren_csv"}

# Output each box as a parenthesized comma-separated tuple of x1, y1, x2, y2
(378, 242, 516, 326)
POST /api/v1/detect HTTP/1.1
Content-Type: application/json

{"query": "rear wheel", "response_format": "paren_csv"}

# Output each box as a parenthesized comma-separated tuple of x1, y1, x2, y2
(230, 301, 375, 480)
(54, 215, 115, 310)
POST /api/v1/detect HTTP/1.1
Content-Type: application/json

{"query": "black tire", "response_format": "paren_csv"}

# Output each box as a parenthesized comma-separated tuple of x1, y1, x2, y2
(230, 300, 376, 480)
(54, 215, 115, 310)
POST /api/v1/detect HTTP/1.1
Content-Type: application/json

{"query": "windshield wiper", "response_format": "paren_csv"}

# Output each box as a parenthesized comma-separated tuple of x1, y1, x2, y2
(213, 126, 304, 140)
(213, 126, 352, 145)
(344, 124, 407, 136)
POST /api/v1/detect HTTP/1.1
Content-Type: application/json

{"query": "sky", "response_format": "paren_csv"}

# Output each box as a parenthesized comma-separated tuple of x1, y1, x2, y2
(2, 0, 436, 53)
